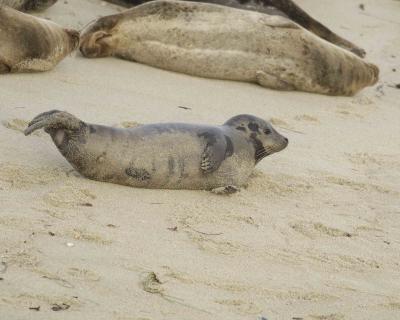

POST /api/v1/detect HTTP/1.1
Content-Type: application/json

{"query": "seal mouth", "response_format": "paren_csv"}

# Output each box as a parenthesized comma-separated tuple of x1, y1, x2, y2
(254, 139, 288, 163)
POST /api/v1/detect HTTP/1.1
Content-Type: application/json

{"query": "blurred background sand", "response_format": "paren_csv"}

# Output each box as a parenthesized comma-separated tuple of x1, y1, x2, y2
(0, 0, 399, 319)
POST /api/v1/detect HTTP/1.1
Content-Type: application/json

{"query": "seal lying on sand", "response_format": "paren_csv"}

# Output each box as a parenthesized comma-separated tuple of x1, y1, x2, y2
(0, 0, 57, 11)
(24, 110, 288, 190)
(103, 0, 365, 57)
(80, 1, 378, 96)
(0, 5, 79, 73)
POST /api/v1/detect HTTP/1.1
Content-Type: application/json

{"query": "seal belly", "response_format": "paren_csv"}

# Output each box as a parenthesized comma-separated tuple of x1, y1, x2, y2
(110, 1, 377, 95)
(113, 10, 290, 81)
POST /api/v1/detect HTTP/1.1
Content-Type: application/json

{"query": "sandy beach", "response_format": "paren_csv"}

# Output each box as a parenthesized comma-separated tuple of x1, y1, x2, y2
(0, 0, 399, 319)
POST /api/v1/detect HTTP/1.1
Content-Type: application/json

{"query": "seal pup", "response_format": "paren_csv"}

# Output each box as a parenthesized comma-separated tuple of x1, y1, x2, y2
(0, 5, 79, 73)
(24, 110, 288, 191)
(80, 0, 378, 96)
(0, 0, 57, 11)
(102, 0, 365, 57)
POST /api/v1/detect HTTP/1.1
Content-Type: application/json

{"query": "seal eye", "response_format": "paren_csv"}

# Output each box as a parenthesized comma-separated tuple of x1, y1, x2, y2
(264, 128, 272, 135)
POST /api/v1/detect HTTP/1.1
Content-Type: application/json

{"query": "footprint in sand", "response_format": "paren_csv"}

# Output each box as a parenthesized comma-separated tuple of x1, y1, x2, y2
(269, 117, 290, 127)
(186, 232, 246, 256)
(325, 176, 398, 195)
(294, 114, 320, 123)
(2, 119, 42, 136)
(269, 117, 304, 134)
(346, 152, 384, 166)
(2, 292, 79, 311)
(247, 170, 314, 196)
(67, 228, 112, 245)
(67, 267, 101, 282)
(215, 299, 262, 315)
(42, 185, 96, 209)
(290, 221, 352, 239)
(315, 253, 380, 272)
(335, 97, 375, 119)
(380, 302, 400, 311)
(309, 314, 345, 320)
(0, 163, 65, 189)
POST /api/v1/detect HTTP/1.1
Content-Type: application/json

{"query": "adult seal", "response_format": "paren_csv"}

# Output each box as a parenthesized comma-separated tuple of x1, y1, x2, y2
(0, 5, 79, 73)
(0, 0, 57, 11)
(103, 0, 366, 57)
(80, 0, 378, 96)
(24, 110, 288, 191)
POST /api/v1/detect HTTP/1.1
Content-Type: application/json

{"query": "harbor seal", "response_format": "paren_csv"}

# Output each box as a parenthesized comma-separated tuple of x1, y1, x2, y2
(24, 110, 288, 190)
(0, 0, 57, 11)
(103, 0, 365, 57)
(0, 5, 79, 73)
(80, 0, 378, 96)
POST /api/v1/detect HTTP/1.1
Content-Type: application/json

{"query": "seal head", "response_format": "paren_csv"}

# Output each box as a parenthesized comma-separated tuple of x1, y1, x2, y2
(80, 15, 121, 58)
(224, 114, 288, 163)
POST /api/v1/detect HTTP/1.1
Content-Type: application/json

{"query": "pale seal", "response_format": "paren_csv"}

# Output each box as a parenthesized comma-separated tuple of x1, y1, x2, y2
(80, 0, 378, 96)
(103, 0, 366, 57)
(24, 110, 288, 190)
(0, 0, 57, 11)
(0, 5, 79, 73)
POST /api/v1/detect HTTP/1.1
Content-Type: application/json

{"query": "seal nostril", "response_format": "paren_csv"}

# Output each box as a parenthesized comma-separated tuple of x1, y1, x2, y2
(284, 137, 288, 142)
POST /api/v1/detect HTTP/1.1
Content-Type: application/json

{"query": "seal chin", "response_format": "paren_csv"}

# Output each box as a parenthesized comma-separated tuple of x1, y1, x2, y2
(262, 138, 288, 157)
(271, 137, 289, 153)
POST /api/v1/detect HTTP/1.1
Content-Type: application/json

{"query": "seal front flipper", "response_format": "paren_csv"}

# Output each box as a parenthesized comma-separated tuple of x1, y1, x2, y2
(199, 131, 233, 173)
(24, 110, 84, 136)
(256, 71, 295, 91)
(211, 185, 240, 195)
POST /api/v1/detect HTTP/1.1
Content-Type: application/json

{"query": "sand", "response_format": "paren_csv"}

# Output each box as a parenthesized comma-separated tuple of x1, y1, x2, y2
(0, 0, 399, 319)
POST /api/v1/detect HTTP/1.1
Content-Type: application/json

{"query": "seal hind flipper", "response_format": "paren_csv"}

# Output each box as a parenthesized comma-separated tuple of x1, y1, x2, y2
(256, 71, 295, 91)
(256, 0, 366, 57)
(24, 110, 84, 136)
